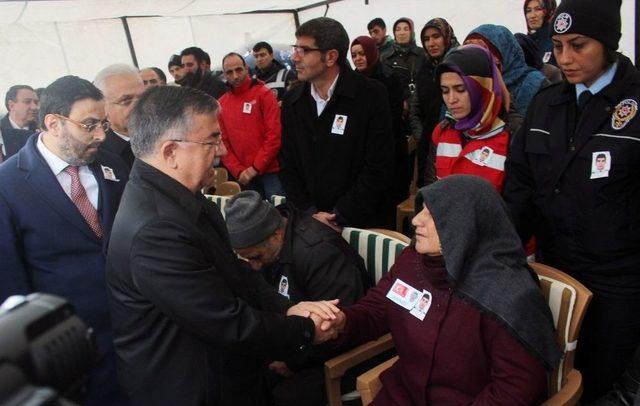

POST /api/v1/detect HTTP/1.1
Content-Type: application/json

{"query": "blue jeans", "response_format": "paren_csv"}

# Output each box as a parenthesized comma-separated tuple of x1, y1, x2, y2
(247, 172, 285, 199)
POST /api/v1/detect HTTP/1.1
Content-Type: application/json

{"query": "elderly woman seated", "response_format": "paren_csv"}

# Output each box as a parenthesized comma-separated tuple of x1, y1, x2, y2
(331, 175, 561, 405)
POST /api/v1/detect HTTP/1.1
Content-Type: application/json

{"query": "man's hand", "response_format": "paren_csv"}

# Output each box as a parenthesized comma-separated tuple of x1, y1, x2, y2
(310, 312, 339, 344)
(268, 361, 293, 377)
(330, 310, 346, 334)
(312, 212, 343, 233)
(287, 299, 340, 320)
(238, 167, 258, 185)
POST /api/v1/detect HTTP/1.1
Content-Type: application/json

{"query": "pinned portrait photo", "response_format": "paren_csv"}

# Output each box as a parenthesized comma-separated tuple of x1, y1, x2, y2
(278, 275, 290, 298)
(331, 114, 347, 135)
(472, 146, 494, 166)
(410, 291, 432, 321)
(590, 151, 611, 179)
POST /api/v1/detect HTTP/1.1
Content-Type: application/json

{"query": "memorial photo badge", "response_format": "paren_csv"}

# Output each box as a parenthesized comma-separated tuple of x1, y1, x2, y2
(331, 114, 347, 135)
(611, 99, 637, 130)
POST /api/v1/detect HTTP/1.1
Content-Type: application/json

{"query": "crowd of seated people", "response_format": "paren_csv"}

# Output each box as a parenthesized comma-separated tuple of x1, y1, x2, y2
(1, 0, 639, 404)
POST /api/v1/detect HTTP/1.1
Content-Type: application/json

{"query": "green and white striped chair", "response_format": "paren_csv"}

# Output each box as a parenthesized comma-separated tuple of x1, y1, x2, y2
(340, 227, 408, 284)
(204, 194, 232, 219)
(269, 195, 287, 206)
(325, 227, 409, 406)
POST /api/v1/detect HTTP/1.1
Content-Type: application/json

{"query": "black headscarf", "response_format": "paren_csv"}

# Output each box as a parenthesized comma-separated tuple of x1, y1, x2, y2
(415, 175, 562, 370)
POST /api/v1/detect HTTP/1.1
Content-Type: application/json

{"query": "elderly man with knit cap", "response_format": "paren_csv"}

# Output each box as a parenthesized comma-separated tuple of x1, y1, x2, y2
(504, 0, 640, 401)
(225, 190, 367, 406)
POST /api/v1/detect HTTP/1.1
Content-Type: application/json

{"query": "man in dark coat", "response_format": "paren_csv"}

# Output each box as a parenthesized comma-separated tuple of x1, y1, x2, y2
(94, 64, 145, 171)
(252, 41, 297, 101)
(180, 46, 227, 99)
(0, 76, 128, 405)
(224, 191, 367, 405)
(504, 0, 640, 400)
(280, 17, 395, 230)
(106, 85, 340, 405)
(1, 84, 39, 132)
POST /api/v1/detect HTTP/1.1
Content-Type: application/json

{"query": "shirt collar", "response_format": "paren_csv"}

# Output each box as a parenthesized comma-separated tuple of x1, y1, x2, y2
(113, 129, 130, 142)
(9, 116, 29, 130)
(576, 62, 618, 99)
(36, 132, 75, 175)
(310, 73, 339, 103)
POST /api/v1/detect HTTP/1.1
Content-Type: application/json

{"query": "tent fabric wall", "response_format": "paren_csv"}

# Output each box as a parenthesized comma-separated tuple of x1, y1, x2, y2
(0, 0, 636, 115)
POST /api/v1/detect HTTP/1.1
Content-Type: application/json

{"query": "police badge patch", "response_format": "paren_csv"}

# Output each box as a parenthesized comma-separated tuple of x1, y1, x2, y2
(554, 13, 572, 34)
(611, 99, 638, 130)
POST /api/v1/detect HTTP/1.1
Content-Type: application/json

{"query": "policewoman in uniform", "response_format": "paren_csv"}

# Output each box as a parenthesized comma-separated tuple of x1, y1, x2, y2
(504, 0, 640, 401)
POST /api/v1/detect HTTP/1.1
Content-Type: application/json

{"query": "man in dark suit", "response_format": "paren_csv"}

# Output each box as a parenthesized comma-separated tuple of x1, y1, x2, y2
(94, 64, 144, 171)
(0, 85, 39, 160)
(1, 84, 39, 132)
(106, 85, 340, 405)
(0, 76, 128, 405)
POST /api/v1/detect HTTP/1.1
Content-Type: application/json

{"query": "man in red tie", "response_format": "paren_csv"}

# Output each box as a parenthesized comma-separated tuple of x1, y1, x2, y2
(0, 75, 128, 405)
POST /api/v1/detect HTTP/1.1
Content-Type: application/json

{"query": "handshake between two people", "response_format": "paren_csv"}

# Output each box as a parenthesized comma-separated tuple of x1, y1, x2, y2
(286, 299, 346, 344)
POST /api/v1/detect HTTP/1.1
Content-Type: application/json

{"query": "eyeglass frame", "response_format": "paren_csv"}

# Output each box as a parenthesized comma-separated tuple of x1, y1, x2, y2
(290, 45, 325, 57)
(52, 113, 110, 133)
(170, 138, 223, 148)
(108, 95, 140, 107)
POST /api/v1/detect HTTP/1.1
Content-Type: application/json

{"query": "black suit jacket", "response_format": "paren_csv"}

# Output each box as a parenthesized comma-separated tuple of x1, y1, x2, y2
(1, 127, 33, 158)
(100, 129, 134, 170)
(106, 160, 315, 405)
(0, 114, 37, 132)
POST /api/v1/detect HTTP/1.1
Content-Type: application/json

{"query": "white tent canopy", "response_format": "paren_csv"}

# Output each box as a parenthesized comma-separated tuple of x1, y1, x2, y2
(0, 0, 636, 113)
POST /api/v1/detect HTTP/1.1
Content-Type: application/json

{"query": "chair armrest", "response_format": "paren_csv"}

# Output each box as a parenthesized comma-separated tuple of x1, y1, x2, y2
(357, 356, 399, 406)
(324, 334, 394, 406)
(324, 333, 394, 379)
(542, 369, 582, 406)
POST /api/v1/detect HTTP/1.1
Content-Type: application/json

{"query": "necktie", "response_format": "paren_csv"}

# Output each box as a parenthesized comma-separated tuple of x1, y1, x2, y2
(577, 90, 593, 112)
(64, 166, 103, 238)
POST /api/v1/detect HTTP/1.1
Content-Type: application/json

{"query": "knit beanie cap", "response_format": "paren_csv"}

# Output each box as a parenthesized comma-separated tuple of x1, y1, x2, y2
(551, 0, 621, 50)
(224, 190, 281, 249)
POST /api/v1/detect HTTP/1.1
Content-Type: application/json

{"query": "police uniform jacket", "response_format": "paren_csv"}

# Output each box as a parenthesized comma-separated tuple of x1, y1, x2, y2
(279, 65, 395, 228)
(504, 54, 640, 296)
(254, 59, 297, 101)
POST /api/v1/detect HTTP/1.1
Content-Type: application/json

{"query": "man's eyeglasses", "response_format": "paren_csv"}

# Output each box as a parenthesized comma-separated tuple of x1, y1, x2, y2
(53, 114, 110, 133)
(291, 45, 324, 57)
(109, 95, 139, 107)
(170, 138, 223, 148)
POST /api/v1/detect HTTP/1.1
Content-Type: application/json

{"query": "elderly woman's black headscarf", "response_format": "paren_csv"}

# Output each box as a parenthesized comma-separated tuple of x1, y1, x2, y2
(415, 175, 562, 370)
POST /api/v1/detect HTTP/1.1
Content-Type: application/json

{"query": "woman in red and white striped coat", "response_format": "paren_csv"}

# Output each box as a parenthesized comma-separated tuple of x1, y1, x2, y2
(428, 44, 511, 192)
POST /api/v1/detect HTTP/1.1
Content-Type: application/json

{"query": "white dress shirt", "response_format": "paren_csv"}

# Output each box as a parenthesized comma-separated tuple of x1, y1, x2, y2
(9, 116, 30, 130)
(310, 73, 339, 116)
(0, 129, 6, 156)
(113, 130, 130, 142)
(36, 134, 99, 209)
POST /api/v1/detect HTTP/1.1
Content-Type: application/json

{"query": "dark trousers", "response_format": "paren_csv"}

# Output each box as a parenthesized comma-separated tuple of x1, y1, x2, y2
(269, 366, 326, 406)
(576, 292, 640, 402)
